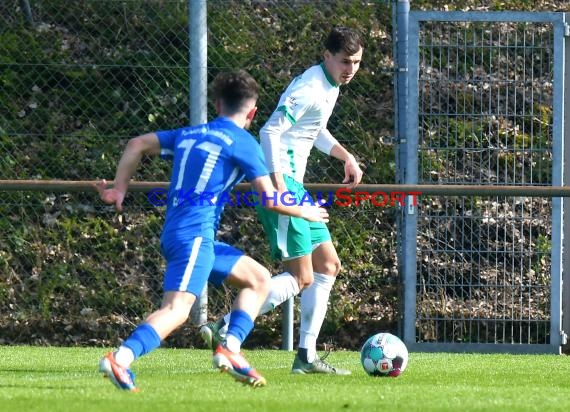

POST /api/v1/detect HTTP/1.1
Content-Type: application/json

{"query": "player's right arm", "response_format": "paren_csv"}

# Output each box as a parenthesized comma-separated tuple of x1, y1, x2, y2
(259, 111, 291, 193)
(259, 110, 293, 193)
(96, 133, 161, 211)
(260, 76, 313, 193)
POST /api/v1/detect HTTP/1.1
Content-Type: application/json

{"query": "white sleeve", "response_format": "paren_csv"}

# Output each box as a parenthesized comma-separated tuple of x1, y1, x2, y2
(259, 111, 292, 173)
(314, 128, 339, 155)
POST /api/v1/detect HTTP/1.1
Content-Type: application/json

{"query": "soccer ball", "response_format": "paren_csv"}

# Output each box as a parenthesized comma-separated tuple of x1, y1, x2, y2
(360, 332, 408, 377)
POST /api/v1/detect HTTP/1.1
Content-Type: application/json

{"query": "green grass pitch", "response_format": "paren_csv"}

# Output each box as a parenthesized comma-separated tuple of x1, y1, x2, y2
(1, 346, 570, 412)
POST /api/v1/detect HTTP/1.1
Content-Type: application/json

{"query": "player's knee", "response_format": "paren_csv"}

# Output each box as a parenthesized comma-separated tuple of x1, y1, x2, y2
(241, 265, 270, 295)
(321, 257, 341, 277)
(299, 278, 313, 290)
(253, 267, 271, 295)
(293, 271, 314, 290)
(159, 304, 190, 327)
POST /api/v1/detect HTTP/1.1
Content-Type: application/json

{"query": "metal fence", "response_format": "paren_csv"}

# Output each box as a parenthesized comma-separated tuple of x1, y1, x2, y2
(2, 1, 568, 354)
(0, 0, 397, 350)
(402, 11, 567, 353)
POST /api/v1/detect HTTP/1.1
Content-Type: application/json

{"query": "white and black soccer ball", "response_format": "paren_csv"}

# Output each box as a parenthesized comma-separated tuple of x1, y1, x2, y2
(360, 332, 408, 377)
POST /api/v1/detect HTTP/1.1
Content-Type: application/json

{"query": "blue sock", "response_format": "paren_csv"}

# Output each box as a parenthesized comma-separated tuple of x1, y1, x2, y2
(226, 310, 254, 344)
(123, 323, 162, 359)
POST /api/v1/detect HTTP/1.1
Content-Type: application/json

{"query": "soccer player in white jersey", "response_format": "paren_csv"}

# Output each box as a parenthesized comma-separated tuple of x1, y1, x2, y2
(201, 27, 364, 375)
(96, 70, 328, 391)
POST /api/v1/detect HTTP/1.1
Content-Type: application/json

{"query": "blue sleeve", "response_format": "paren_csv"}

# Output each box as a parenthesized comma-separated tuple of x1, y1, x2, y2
(233, 133, 269, 181)
(156, 129, 177, 160)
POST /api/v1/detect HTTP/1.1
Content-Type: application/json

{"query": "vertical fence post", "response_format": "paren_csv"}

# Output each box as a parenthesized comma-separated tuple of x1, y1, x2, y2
(393, 0, 403, 339)
(550, 17, 564, 353)
(394, 1, 409, 181)
(395, 0, 416, 346)
(189, 0, 208, 326)
(282, 298, 294, 351)
(559, 13, 570, 353)
(19, 0, 34, 27)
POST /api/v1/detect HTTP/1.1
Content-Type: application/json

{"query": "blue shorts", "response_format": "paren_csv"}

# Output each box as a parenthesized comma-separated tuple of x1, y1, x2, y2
(162, 236, 214, 295)
(210, 241, 244, 287)
(162, 237, 244, 295)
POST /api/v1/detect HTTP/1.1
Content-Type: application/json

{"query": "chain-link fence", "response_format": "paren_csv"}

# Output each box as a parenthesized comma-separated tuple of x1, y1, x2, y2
(0, 0, 396, 349)
(416, 18, 554, 345)
(402, 11, 566, 353)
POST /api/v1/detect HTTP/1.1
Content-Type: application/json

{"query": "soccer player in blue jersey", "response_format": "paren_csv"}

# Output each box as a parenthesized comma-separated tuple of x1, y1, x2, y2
(96, 70, 328, 391)
(201, 27, 364, 375)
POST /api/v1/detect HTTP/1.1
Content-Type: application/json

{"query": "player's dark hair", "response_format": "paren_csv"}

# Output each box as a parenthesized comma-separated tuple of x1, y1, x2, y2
(210, 70, 259, 114)
(324, 26, 364, 55)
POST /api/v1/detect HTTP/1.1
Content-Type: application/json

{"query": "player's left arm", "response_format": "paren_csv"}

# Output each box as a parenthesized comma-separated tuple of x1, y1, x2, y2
(314, 128, 363, 189)
(96, 133, 161, 211)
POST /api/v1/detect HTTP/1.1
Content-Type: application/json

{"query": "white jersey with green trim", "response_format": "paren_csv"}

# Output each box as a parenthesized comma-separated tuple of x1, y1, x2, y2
(260, 63, 339, 183)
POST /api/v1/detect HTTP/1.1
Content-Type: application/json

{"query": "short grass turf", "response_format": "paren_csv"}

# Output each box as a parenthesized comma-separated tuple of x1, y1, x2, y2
(1, 346, 569, 412)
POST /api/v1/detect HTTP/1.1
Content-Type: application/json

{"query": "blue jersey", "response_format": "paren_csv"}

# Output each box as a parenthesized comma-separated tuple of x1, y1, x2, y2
(157, 117, 268, 246)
